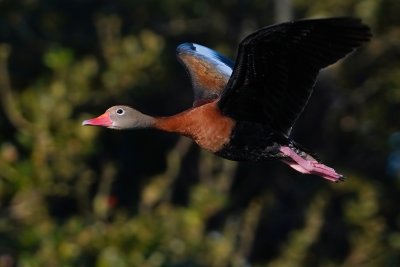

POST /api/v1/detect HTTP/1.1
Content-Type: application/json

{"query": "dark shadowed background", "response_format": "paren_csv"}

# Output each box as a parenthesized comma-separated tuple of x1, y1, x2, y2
(0, 0, 399, 266)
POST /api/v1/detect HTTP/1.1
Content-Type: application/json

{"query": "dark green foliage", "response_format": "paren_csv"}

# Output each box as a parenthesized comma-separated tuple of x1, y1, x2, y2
(0, 1, 399, 266)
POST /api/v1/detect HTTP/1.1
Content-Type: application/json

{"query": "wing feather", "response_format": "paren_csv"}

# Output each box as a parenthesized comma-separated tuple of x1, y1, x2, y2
(177, 43, 234, 106)
(218, 18, 371, 134)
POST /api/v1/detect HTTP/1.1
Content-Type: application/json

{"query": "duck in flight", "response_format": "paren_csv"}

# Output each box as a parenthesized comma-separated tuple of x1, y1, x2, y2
(83, 18, 371, 182)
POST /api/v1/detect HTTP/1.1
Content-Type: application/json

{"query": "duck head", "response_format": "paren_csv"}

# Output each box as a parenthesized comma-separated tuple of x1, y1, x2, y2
(82, 105, 155, 130)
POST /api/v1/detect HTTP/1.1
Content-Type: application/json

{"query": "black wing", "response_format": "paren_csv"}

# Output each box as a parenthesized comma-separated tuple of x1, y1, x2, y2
(177, 43, 234, 106)
(218, 18, 371, 134)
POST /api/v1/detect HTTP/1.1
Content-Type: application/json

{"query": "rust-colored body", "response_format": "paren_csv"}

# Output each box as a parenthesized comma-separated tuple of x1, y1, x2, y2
(155, 101, 235, 152)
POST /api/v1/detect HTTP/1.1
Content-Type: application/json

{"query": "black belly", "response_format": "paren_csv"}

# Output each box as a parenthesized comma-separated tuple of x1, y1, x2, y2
(215, 121, 290, 162)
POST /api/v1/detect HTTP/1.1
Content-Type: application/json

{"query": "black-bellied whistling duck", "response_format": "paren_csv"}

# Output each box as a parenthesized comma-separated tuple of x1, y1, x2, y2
(83, 18, 371, 182)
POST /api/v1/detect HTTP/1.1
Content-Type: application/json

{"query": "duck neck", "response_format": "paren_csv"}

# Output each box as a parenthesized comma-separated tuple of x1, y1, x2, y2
(119, 111, 156, 129)
(154, 110, 193, 136)
(136, 113, 157, 129)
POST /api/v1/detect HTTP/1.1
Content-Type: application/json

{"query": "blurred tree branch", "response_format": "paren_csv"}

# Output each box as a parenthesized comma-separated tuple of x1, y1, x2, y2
(0, 44, 31, 130)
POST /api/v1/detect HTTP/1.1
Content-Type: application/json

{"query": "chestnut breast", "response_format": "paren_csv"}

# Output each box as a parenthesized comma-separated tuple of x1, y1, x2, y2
(155, 101, 235, 152)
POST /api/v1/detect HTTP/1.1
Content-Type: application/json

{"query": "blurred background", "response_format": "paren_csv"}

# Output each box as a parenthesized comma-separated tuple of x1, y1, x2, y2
(0, 0, 399, 266)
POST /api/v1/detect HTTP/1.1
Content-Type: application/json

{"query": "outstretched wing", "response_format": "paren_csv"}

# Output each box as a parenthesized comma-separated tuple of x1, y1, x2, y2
(218, 18, 371, 135)
(177, 43, 234, 106)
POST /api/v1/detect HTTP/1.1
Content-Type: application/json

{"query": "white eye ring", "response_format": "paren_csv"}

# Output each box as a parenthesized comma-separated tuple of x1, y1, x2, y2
(116, 108, 125, 115)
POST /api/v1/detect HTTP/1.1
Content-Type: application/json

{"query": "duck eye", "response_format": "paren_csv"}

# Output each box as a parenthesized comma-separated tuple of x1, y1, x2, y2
(116, 108, 125, 115)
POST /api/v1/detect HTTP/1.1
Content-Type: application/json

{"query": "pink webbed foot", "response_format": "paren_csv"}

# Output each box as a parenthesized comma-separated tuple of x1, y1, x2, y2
(279, 146, 344, 182)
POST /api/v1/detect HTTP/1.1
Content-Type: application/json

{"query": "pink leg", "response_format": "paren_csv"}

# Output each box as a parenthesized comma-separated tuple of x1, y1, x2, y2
(280, 146, 344, 182)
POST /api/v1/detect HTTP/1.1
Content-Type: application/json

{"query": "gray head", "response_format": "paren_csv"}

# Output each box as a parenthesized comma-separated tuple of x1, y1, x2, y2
(82, 105, 155, 129)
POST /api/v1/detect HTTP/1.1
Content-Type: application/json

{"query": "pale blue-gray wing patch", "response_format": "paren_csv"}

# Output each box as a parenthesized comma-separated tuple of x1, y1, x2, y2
(177, 43, 233, 106)
(184, 43, 234, 75)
